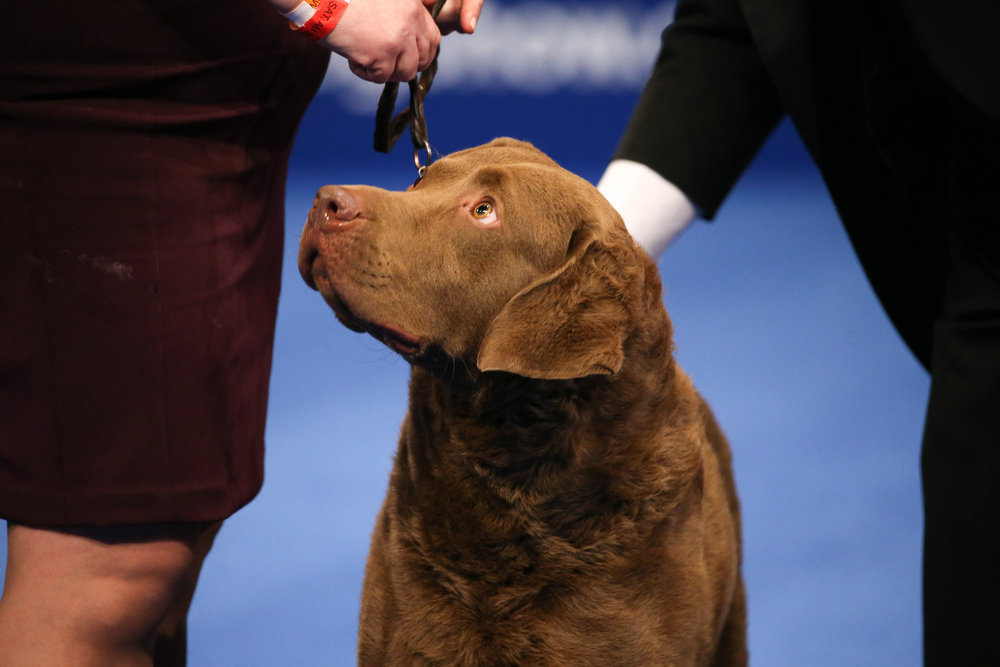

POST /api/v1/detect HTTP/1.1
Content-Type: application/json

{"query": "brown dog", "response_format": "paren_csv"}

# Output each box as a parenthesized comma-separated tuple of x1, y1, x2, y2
(298, 138, 746, 666)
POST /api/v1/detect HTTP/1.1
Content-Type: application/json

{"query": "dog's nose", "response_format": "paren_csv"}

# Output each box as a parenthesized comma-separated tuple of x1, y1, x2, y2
(314, 185, 360, 229)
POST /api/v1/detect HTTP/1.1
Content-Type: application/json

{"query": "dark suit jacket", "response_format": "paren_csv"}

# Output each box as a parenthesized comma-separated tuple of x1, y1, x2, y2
(615, 0, 1000, 369)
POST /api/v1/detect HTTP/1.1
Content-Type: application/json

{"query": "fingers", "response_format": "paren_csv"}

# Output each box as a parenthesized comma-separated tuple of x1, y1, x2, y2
(392, 42, 422, 83)
(415, 26, 437, 72)
(466, 0, 485, 32)
(324, 0, 442, 83)
(348, 59, 381, 83)
(432, 0, 484, 35)
(459, 0, 483, 33)
(415, 5, 441, 69)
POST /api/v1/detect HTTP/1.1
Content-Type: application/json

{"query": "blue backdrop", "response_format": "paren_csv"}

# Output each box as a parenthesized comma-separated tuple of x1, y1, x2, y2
(1, 2, 930, 664)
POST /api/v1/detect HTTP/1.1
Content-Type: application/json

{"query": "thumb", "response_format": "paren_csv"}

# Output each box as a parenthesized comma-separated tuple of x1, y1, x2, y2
(460, 0, 483, 33)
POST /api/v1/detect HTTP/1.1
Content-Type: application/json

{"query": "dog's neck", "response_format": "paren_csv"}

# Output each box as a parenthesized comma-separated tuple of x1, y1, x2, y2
(395, 302, 703, 552)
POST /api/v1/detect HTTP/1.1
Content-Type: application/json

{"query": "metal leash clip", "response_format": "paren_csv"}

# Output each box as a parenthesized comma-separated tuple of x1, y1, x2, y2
(414, 140, 432, 179)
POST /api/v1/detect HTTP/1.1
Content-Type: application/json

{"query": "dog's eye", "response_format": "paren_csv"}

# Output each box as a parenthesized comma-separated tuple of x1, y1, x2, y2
(472, 201, 498, 225)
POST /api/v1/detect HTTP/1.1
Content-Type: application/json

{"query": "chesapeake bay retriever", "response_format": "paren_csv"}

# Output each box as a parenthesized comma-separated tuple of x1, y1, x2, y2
(298, 138, 746, 666)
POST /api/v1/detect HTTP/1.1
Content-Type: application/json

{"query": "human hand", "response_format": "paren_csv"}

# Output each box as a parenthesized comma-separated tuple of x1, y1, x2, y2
(424, 0, 484, 34)
(322, 0, 442, 83)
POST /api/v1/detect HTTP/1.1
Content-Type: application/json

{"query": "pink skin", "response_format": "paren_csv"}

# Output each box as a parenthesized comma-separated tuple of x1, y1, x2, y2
(268, 0, 484, 83)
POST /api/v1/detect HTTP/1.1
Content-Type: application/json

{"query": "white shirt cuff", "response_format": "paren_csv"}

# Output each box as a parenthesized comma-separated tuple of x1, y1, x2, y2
(597, 159, 697, 258)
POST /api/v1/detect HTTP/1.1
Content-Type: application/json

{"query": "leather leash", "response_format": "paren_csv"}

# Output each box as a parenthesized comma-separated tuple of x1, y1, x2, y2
(373, 0, 446, 177)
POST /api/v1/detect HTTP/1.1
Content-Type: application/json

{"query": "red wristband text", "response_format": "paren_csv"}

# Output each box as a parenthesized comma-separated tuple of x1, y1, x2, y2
(295, 0, 350, 41)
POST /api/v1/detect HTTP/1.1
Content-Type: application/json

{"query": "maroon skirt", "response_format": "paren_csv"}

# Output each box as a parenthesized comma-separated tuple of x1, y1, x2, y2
(0, 1, 329, 525)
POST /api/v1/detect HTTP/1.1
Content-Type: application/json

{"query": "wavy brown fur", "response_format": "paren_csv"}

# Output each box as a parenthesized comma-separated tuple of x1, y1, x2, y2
(299, 139, 746, 665)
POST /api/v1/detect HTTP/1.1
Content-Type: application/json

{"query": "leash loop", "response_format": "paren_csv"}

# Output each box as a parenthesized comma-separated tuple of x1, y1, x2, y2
(373, 0, 446, 175)
(414, 140, 432, 177)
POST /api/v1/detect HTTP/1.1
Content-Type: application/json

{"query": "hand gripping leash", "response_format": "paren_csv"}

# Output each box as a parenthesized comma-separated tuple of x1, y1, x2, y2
(373, 0, 446, 179)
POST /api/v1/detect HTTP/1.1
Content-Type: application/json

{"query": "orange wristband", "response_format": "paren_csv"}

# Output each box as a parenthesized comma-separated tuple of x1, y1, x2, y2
(295, 0, 350, 41)
(282, 0, 319, 27)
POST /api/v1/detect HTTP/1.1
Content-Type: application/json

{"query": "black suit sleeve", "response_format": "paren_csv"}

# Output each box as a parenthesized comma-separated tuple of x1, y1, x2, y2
(899, 0, 1000, 128)
(614, 0, 784, 219)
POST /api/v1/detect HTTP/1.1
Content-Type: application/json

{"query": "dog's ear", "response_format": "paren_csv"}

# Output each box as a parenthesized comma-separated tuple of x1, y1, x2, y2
(477, 229, 636, 380)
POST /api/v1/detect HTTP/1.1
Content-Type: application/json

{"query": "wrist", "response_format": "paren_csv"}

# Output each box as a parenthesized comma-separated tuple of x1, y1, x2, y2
(597, 160, 697, 257)
(278, 0, 350, 40)
(269, 0, 306, 13)
(280, 0, 318, 26)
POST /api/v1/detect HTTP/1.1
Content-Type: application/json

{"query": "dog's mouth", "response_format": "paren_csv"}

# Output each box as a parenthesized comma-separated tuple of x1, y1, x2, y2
(300, 231, 424, 358)
(367, 322, 422, 356)
(301, 245, 478, 388)
(329, 289, 423, 358)
(348, 306, 423, 358)
(307, 260, 423, 358)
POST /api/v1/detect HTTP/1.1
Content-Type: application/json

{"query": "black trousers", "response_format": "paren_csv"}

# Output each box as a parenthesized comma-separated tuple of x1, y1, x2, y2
(921, 116, 1000, 665)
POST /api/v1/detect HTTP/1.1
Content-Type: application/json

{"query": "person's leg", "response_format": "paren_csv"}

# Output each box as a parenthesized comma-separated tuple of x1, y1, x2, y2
(921, 117, 1000, 665)
(0, 521, 218, 666)
(153, 521, 222, 666)
(921, 319, 1000, 665)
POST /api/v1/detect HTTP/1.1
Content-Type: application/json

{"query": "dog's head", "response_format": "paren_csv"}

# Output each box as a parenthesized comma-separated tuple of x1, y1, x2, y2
(298, 138, 654, 382)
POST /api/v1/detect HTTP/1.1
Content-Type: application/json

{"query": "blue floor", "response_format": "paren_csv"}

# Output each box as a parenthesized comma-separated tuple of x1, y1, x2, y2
(1, 3, 931, 663)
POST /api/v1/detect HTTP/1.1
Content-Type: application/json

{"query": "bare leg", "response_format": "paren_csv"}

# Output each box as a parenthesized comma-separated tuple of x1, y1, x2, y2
(0, 521, 219, 666)
(153, 522, 222, 667)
